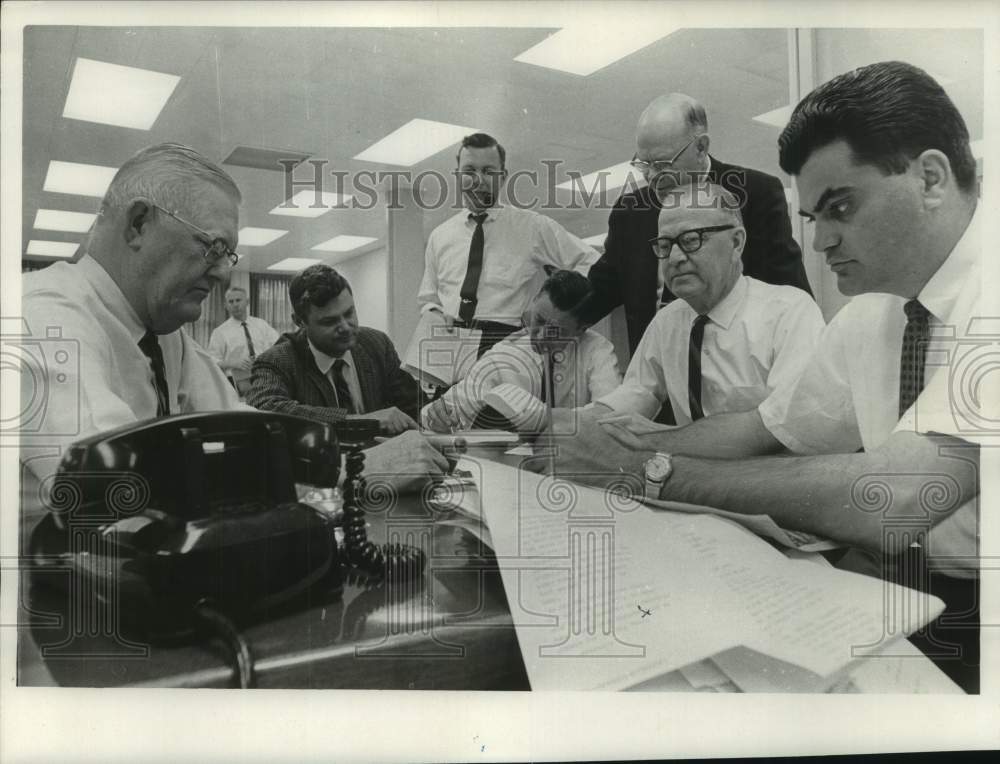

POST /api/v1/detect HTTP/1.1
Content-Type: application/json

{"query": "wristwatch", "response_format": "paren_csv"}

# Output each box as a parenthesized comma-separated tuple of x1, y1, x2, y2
(642, 452, 673, 500)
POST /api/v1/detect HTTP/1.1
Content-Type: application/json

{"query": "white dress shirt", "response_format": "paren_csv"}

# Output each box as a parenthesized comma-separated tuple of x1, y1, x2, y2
(306, 341, 365, 414)
(423, 328, 621, 429)
(759, 210, 988, 576)
(208, 315, 280, 382)
(20, 255, 244, 537)
(418, 204, 600, 326)
(598, 276, 825, 424)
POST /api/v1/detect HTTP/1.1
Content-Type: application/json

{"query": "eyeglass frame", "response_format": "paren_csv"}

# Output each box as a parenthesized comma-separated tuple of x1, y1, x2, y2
(629, 134, 703, 176)
(648, 224, 736, 260)
(150, 202, 240, 267)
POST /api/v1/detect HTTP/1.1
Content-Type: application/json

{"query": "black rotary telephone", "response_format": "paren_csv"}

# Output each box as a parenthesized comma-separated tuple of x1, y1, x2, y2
(28, 411, 424, 686)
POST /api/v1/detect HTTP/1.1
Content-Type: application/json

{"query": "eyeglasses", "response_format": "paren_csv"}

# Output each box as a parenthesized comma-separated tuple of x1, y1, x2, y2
(521, 310, 569, 340)
(629, 135, 701, 175)
(151, 203, 239, 267)
(649, 225, 735, 260)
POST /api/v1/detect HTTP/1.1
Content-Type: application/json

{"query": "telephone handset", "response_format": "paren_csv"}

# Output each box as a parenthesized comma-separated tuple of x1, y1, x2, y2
(29, 411, 424, 686)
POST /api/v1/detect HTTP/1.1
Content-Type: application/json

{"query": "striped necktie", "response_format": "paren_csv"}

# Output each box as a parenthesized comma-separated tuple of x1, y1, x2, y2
(898, 299, 931, 418)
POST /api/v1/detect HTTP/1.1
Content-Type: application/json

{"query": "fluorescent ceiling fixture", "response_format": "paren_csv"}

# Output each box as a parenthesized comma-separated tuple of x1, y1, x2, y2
(311, 235, 378, 253)
(270, 190, 354, 218)
(62, 57, 180, 130)
(34, 209, 98, 233)
(26, 240, 79, 258)
(514, 24, 679, 76)
(354, 118, 478, 166)
(556, 162, 644, 195)
(971, 139, 983, 159)
(238, 227, 288, 246)
(267, 257, 321, 272)
(752, 105, 793, 128)
(581, 233, 607, 247)
(43, 160, 118, 198)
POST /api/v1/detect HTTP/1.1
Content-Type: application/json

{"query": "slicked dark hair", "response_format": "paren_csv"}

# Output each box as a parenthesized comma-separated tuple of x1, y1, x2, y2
(457, 132, 506, 170)
(539, 269, 592, 317)
(289, 264, 352, 321)
(779, 61, 977, 194)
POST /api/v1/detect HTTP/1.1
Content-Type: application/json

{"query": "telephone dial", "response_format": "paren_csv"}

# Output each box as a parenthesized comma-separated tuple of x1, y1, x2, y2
(28, 411, 425, 687)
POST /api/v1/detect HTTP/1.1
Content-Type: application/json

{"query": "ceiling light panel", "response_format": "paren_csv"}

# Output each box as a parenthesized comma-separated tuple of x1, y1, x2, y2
(354, 119, 478, 166)
(270, 190, 354, 218)
(556, 161, 644, 195)
(238, 227, 288, 246)
(267, 257, 321, 272)
(26, 240, 80, 258)
(311, 235, 378, 252)
(752, 105, 793, 128)
(514, 24, 680, 76)
(62, 57, 180, 130)
(43, 160, 118, 198)
(34, 209, 98, 233)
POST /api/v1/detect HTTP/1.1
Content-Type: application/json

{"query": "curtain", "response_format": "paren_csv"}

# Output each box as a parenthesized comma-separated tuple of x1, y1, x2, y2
(251, 273, 296, 335)
(185, 281, 228, 349)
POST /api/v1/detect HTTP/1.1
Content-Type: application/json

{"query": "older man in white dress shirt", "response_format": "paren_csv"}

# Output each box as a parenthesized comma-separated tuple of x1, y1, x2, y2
(593, 182, 823, 427)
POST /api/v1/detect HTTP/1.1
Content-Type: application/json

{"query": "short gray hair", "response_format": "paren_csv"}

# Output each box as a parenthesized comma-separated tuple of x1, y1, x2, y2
(100, 142, 241, 216)
(659, 181, 743, 228)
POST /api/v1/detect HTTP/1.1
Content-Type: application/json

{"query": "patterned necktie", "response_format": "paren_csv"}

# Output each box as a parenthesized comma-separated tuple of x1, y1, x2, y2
(241, 320, 256, 358)
(458, 212, 488, 325)
(688, 314, 710, 421)
(898, 299, 931, 418)
(540, 351, 556, 405)
(332, 358, 354, 414)
(138, 331, 170, 416)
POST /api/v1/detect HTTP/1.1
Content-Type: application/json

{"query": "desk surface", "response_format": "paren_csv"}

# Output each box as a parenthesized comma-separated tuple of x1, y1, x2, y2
(17, 445, 960, 692)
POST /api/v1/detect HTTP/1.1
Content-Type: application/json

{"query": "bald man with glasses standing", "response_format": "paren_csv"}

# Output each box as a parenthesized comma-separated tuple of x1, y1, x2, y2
(578, 93, 813, 357)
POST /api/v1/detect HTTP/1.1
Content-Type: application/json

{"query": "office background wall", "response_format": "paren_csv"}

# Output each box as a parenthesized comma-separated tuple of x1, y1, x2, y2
(18, 27, 984, 360)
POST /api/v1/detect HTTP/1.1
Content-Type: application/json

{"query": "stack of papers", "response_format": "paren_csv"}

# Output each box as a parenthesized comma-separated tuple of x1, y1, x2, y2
(458, 457, 945, 692)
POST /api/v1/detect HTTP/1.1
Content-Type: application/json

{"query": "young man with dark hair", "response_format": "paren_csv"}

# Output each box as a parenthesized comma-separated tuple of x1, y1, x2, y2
(248, 264, 450, 492)
(541, 62, 986, 692)
(418, 132, 600, 358)
(422, 270, 621, 432)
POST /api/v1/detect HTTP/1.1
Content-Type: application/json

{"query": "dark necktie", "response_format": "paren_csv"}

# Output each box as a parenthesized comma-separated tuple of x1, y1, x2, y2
(138, 331, 170, 417)
(332, 358, 354, 414)
(241, 321, 256, 358)
(458, 212, 488, 325)
(898, 299, 931, 418)
(688, 314, 710, 421)
(540, 351, 556, 405)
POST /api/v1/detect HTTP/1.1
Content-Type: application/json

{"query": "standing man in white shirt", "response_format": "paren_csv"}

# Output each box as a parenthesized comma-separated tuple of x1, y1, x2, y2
(418, 132, 600, 358)
(594, 182, 823, 427)
(209, 286, 279, 397)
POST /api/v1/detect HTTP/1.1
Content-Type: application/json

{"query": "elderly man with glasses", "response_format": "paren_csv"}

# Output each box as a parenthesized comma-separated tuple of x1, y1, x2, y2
(591, 182, 823, 428)
(577, 93, 814, 357)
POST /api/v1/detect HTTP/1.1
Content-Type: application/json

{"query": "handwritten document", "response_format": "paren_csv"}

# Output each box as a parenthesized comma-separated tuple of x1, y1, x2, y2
(463, 457, 945, 691)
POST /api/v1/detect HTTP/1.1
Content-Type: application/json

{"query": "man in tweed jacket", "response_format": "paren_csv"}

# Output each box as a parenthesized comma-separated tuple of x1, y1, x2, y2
(248, 265, 420, 436)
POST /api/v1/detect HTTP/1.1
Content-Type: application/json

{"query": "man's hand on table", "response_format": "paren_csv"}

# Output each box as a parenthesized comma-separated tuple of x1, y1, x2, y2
(354, 407, 418, 437)
(364, 430, 450, 494)
(525, 407, 654, 491)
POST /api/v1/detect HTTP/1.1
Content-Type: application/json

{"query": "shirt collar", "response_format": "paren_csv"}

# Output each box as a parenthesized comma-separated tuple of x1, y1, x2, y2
(76, 255, 147, 343)
(682, 274, 747, 330)
(228, 314, 253, 325)
(307, 337, 353, 375)
(465, 204, 503, 224)
(917, 206, 980, 324)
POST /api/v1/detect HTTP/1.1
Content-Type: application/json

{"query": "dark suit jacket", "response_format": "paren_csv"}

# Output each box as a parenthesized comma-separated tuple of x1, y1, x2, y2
(247, 327, 420, 425)
(579, 156, 813, 353)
